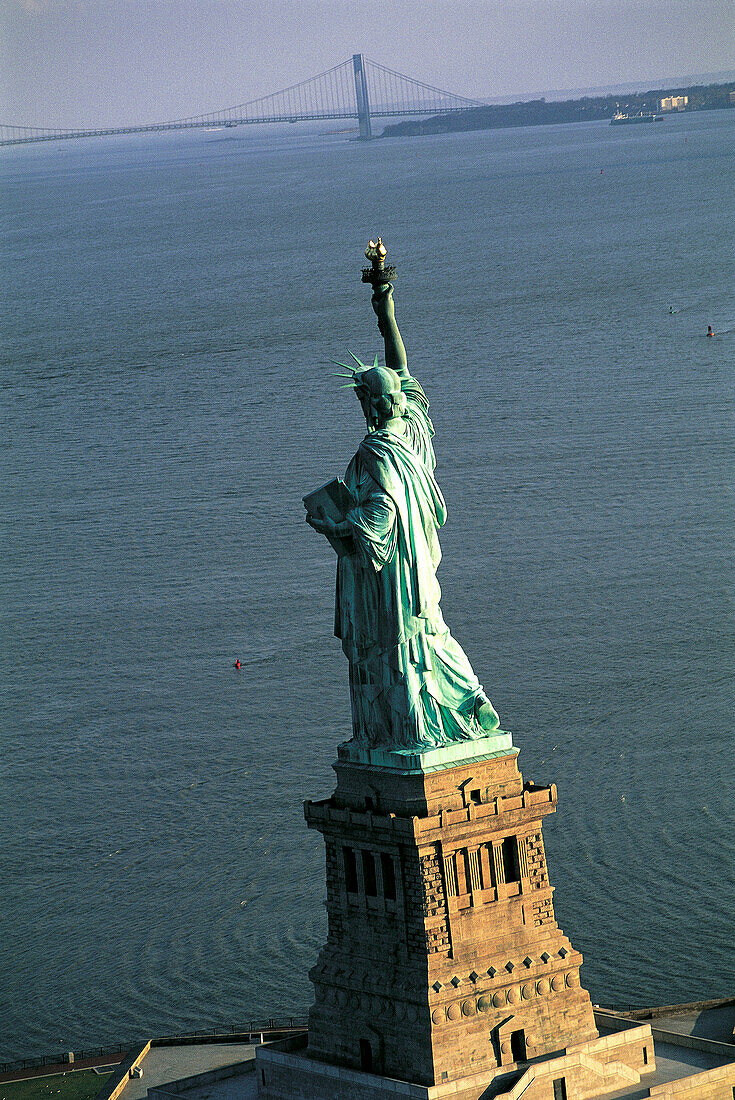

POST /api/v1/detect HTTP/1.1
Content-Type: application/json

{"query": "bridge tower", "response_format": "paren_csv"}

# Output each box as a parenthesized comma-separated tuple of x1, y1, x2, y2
(352, 53, 373, 140)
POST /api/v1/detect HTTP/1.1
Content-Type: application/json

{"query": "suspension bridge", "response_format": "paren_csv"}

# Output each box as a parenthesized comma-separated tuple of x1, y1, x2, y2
(0, 54, 486, 147)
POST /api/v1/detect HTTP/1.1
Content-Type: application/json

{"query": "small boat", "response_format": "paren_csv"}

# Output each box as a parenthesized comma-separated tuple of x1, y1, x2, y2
(610, 111, 664, 125)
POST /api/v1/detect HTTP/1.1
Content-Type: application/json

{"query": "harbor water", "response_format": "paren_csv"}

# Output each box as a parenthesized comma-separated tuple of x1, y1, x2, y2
(0, 110, 733, 1060)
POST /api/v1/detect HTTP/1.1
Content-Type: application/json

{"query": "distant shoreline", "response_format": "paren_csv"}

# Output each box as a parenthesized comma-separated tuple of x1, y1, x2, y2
(380, 80, 735, 138)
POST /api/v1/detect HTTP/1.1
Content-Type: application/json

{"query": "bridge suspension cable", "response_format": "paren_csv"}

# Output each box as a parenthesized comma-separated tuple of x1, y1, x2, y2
(160, 58, 358, 128)
(363, 57, 486, 117)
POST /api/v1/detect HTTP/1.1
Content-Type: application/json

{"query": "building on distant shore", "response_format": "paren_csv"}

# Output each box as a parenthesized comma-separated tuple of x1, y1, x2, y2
(660, 95, 688, 111)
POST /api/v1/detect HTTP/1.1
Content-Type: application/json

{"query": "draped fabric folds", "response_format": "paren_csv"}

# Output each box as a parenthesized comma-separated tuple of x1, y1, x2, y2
(335, 376, 495, 751)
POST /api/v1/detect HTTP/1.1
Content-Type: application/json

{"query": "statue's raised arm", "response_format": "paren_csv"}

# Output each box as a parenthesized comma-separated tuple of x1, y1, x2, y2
(371, 283, 408, 379)
(364, 238, 408, 380)
(361, 240, 435, 469)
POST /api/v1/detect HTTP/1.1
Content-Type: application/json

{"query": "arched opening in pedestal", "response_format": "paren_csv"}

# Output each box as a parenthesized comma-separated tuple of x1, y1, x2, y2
(510, 1029, 526, 1063)
(359, 1038, 373, 1072)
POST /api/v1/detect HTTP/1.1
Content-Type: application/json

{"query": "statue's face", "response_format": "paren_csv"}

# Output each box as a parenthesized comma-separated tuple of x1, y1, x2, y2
(356, 386, 373, 429)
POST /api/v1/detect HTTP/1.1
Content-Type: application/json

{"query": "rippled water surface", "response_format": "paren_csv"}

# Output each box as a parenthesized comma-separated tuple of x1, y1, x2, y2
(1, 113, 733, 1060)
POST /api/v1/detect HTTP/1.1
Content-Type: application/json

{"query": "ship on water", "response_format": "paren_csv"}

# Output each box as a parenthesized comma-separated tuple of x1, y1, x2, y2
(610, 108, 664, 125)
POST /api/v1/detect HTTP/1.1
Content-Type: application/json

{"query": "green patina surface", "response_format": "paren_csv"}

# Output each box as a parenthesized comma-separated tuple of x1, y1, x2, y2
(305, 244, 508, 758)
(1, 1071, 112, 1100)
(337, 731, 515, 773)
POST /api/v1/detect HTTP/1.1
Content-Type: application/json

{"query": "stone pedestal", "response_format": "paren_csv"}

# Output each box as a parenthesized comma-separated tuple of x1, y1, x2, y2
(258, 735, 602, 1097)
(256, 1024, 656, 1100)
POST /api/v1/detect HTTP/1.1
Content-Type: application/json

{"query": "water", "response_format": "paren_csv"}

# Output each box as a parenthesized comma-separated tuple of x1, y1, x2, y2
(1, 113, 733, 1061)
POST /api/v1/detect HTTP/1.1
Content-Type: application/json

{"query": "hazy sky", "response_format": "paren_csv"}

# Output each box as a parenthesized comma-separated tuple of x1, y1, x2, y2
(2, 0, 734, 128)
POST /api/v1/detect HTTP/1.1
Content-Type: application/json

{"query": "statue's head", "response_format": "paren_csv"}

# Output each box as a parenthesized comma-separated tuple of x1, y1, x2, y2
(335, 355, 407, 431)
(354, 365, 407, 429)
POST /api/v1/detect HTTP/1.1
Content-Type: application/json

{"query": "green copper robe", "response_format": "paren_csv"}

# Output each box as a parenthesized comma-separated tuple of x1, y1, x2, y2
(336, 377, 493, 750)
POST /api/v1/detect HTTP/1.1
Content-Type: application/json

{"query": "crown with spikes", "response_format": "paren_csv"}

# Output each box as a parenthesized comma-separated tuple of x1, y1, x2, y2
(332, 352, 379, 388)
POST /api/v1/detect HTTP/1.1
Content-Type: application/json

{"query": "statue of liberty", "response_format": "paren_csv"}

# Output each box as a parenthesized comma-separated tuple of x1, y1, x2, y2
(305, 241, 500, 753)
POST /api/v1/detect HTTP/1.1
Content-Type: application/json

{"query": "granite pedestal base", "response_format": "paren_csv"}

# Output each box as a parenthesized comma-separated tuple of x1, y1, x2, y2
(256, 1024, 656, 1100)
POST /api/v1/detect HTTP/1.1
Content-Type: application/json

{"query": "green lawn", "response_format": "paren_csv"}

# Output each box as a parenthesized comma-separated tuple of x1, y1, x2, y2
(1, 1070, 112, 1100)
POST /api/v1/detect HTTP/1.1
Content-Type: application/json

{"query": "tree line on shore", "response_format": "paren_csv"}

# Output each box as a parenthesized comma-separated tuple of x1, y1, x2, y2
(381, 80, 735, 138)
